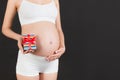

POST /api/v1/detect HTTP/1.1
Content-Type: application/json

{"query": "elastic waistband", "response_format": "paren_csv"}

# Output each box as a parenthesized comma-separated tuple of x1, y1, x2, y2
(18, 50, 46, 60)
(20, 17, 56, 26)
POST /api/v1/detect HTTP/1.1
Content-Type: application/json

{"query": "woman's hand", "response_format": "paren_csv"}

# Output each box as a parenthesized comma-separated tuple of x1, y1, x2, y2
(17, 36, 35, 54)
(46, 47, 65, 61)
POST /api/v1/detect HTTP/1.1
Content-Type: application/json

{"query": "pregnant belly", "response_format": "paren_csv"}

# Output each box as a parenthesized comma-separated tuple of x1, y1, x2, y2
(21, 22, 60, 56)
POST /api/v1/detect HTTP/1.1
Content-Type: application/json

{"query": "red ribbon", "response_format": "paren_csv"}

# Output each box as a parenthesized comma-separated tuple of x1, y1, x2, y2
(22, 34, 36, 50)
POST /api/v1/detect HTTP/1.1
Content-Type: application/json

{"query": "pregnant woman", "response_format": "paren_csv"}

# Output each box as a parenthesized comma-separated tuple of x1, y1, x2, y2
(2, 0, 65, 80)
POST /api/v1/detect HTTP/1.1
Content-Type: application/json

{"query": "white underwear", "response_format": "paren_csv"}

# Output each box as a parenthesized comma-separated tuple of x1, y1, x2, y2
(16, 50, 59, 76)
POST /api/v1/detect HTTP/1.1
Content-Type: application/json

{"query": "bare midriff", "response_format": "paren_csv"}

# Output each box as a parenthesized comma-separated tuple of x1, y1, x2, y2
(21, 21, 60, 57)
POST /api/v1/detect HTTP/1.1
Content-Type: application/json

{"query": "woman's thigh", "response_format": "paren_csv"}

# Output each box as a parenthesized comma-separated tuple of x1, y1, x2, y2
(39, 72, 58, 80)
(16, 74, 39, 80)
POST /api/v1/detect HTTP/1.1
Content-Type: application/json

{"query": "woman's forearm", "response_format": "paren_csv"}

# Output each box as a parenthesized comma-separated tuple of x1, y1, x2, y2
(58, 30, 65, 48)
(2, 27, 22, 41)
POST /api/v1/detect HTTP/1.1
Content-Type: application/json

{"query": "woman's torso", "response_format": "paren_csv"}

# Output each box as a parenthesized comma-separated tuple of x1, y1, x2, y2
(16, 0, 60, 57)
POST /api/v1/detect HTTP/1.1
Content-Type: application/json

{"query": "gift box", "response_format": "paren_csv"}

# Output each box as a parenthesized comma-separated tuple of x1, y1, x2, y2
(22, 33, 37, 51)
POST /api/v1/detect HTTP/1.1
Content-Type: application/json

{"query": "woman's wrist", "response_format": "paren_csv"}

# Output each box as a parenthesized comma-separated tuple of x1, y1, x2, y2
(59, 45, 66, 53)
(16, 35, 22, 41)
(59, 44, 65, 48)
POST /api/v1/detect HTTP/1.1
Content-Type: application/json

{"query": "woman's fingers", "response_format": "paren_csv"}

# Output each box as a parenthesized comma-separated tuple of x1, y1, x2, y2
(46, 48, 66, 61)
(29, 50, 35, 53)
(23, 50, 34, 54)
(55, 48, 65, 54)
(46, 53, 61, 61)
(46, 56, 56, 61)
(24, 50, 29, 54)
(23, 49, 35, 54)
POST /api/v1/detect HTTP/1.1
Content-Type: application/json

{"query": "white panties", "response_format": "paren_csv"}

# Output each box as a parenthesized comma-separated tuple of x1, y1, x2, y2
(16, 50, 59, 76)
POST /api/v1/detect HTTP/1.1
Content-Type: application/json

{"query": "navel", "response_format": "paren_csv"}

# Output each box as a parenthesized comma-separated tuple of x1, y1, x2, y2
(49, 41, 53, 44)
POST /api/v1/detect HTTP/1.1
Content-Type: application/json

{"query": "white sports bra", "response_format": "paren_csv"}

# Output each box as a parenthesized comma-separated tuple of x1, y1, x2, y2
(17, 0, 58, 26)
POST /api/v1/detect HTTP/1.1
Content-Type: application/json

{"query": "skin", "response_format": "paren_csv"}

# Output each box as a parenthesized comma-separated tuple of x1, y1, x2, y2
(2, 0, 66, 80)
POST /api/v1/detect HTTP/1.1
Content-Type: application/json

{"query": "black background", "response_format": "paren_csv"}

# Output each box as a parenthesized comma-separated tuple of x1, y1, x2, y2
(1, 0, 120, 80)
